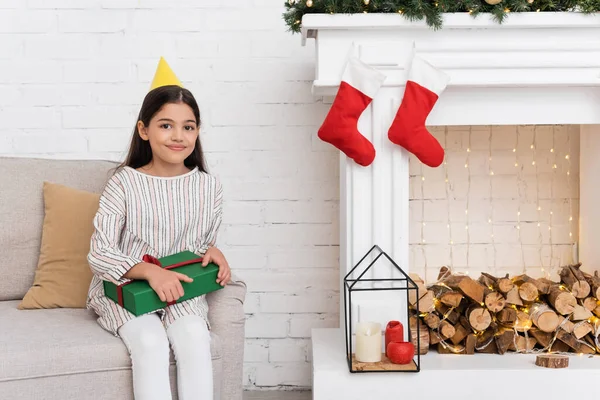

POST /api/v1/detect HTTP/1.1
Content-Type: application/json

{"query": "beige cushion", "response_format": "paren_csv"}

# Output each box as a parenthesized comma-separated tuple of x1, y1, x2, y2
(0, 300, 222, 383)
(0, 157, 117, 301)
(18, 182, 100, 309)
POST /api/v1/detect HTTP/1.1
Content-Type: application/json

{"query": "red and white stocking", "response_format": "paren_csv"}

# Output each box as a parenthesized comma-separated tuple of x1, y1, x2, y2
(388, 54, 449, 168)
(318, 57, 386, 167)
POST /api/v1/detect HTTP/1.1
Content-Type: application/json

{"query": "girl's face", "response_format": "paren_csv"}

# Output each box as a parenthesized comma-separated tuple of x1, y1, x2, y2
(137, 102, 199, 167)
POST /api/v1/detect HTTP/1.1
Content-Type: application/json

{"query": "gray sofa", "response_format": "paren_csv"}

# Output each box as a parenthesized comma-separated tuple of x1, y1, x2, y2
(0, 157, 246, 400)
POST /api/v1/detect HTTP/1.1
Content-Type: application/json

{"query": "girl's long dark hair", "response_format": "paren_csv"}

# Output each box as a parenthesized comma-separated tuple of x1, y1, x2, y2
(118, 85, 207, 173)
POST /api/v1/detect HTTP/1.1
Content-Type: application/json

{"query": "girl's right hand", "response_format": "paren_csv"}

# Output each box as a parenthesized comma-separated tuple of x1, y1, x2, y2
(146, 267, 194, 303)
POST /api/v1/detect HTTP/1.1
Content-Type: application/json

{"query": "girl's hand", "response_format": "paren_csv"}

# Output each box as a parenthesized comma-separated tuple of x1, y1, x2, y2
(146, 267, 193, 303)
(202, 247, 231, 286)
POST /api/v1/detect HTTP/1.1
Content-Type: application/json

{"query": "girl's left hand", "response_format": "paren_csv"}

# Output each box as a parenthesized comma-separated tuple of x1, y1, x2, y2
(202, 247, 231, 286)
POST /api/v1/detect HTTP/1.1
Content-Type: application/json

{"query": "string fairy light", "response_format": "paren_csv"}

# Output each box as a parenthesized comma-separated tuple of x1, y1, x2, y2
(444, 127, 455, 267)
(413, 124, 577, 289)
(516, 127, 527, 273)
(532, 126, 546, 278)
(488, 128, 497, 276)
(548, 127, 557, 277)
(566, 128, 575, 265)
(420, 159, 427, 273)
(465, 127, 472, 273)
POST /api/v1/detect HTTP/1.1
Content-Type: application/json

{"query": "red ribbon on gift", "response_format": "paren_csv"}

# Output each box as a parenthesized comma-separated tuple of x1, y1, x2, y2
(116, 254, 203, 308)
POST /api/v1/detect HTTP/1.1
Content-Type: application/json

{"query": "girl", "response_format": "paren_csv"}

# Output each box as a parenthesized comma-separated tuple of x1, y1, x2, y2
(87, 82, 230, 400)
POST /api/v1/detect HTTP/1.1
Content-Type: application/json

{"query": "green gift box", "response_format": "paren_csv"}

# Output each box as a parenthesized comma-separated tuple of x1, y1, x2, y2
(104, 250, 223, 316)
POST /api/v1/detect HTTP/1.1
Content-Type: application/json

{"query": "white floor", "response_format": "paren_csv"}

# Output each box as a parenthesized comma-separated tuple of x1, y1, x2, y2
(243, 391, 311, 400)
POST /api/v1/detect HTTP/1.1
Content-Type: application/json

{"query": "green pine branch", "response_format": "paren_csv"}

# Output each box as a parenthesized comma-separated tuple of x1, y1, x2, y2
(282, 0, 600, 33)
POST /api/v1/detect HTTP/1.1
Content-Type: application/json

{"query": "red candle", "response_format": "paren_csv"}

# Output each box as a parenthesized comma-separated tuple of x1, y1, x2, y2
(385, 320, 404, 356)
(387, 341, 415, 365)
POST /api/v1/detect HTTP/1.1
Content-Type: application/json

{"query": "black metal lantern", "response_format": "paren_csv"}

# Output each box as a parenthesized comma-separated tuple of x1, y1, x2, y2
(343, 244, 421, 373)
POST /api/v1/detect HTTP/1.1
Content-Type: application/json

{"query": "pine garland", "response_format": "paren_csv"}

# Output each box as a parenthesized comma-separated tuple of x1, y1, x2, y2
(283, 0, 600, 33)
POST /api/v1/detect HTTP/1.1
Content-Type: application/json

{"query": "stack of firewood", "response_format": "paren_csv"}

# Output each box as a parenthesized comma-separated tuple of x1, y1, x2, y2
(408, 264, 600, 356)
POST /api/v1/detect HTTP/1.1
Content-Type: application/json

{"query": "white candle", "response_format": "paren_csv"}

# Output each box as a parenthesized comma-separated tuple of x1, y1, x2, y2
(355, 322, 382, 362)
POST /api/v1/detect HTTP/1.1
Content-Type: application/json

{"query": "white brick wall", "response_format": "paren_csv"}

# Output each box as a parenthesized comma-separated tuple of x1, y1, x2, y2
(0, 0, 580, 390)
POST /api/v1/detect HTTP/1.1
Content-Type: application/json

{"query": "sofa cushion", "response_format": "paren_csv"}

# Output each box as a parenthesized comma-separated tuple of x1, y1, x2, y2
(0, 157, 118, 301)
(19, 182, 100, 309)
(0, 301, 221, 382)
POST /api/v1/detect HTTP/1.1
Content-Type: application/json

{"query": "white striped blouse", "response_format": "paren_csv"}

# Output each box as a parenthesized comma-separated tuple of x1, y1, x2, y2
(86, 166, 223, 336)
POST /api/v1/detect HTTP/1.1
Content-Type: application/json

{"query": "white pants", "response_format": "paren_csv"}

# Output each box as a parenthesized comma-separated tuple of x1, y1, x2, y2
(118, 313, 213, 400)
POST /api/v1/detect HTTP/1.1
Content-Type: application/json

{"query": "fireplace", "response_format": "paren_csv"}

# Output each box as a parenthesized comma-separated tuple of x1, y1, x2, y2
(301, 12, 600, 399)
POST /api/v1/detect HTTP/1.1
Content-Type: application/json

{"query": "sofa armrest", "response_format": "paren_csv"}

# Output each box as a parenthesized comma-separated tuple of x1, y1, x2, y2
(207, 273, 246, 400)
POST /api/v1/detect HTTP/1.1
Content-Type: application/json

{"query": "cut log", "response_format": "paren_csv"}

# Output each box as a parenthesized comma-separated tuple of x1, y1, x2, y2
(440, 291, 464, 308)
(479, 273, 498, 290)
(409, 273, 424, 284)
(467, 306, 492, 331)
(485, 292, 506, 313)
(430, 282, 452, 298)
(509, 334, 537, 352)
(535, 354, 569, 369)
(495, 329, 515, 355)
(451, 323, 470, 345)
(476, 329, 495, 347)
(583, 335, 597, 353)
(410, 316, 429, 355)
(477, 339, 499, 354)
(511, 274, 528, 286)
(505, 287, 523, 306)
(529, 328, 552, 349)
(429, 330, 442, 345)
(514, 311, 533, 332)
(556, 329, 580, 352)
(435, 302, 460, 325)
(579, 341, 596, 355)
(408, 280, 429, 306)
(498, 276, 514, 294)
(558, 316, 575, 334)
(465, 334, 477, 355)
(570, 281, 591, 299)
(571, 304, 593, 321)
(534, 278, 554, 295)
(415, 290, 435, 313)
(513, 275, 552, 295)
(408, 281, 428, 305)
(519, 282, 539, 302)
(408, 273, 427, 307)
(455, 299, 468, 315)
(551, 340, 570, 353)
(458, 315, 471, 329)
(583, 297, 598, 312)
(439, 320, 456, 340)
(424, 313, 441, 330)
(573, 321, 594, 340)
(437, 343, 465, 355)
(443, 275, 485, 304)
(548, 285, 577, 315)
(529, 303, 560, 333)
(584, 270, 600, 299)
(497, 308, 517, 325)
(437, 266, 451, 281)
(560, 263, 591, 299)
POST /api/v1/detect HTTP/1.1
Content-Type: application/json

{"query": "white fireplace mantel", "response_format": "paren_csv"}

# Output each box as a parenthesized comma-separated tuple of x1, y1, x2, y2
(302, 12, 600, 400)
(302, 12, 600, 125)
